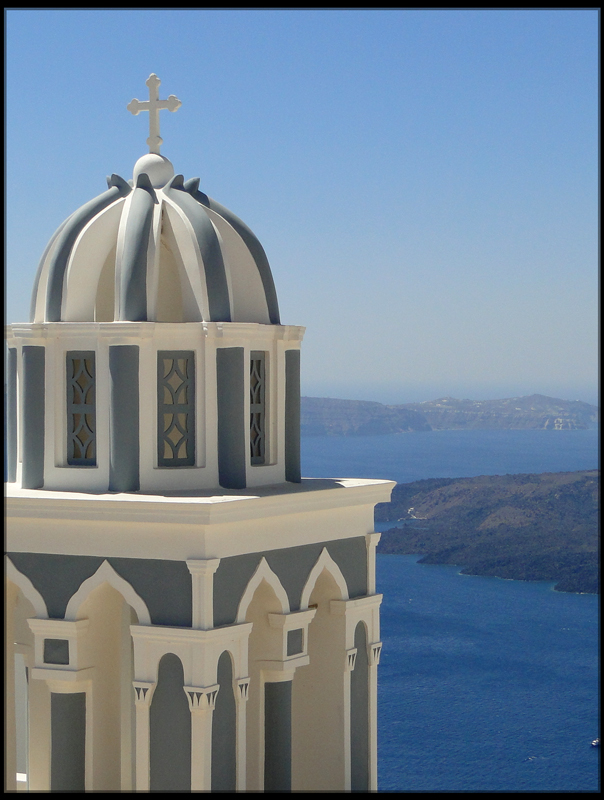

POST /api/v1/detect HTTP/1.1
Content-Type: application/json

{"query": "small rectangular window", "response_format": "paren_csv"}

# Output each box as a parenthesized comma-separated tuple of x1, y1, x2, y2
(158, 351, 195, 467)
(250, 352, 266, 465)
(67, 351, 96, 466)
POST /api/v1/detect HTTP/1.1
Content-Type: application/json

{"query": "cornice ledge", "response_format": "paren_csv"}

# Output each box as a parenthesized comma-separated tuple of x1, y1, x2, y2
(5, 479, 394, 526)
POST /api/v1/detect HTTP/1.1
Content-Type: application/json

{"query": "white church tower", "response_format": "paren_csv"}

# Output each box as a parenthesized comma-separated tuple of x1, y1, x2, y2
(5, 75, 394, 792)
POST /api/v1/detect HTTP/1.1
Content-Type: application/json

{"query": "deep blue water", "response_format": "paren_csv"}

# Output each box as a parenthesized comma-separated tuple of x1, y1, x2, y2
(301, 429, 600, 792)
(301, 428, 599, 485)
(376, 556, 599, 792)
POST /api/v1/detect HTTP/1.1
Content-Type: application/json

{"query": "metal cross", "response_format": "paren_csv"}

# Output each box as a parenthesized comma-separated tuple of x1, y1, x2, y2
(127, 74, 182, 155)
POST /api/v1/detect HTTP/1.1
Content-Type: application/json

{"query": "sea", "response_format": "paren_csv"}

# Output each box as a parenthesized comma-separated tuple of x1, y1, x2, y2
(301, 428, 600, 793)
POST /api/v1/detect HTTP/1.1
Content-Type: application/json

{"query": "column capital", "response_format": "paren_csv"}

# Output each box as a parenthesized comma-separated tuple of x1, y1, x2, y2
(184, 684, 220, 712)
(133, 680, 156, 707)
(186, 558, 221, 576)
(235, 677, 250, 704)
(369, 642, 383, 666)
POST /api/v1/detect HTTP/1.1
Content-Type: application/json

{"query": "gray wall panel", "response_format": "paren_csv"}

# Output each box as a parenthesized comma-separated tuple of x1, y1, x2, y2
(350, 622, 369, 792)
(51, 692, 86, 791)
(7, 553, 192, 626)
(21, 346, 45, 489)
(109, 345, 140, 492)
(6, 347, 17, 482)
(211, 651, 237, 791)
(264, 680, 292, 791)
(216, 347, 246, 489)
(213, 537, 367, 627)
(9, 535, 366, 628)
(285, 349, 301, 483)
(150, 654, 191, 791)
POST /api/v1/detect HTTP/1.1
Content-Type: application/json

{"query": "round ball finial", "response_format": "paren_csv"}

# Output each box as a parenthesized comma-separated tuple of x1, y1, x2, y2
(133, 153, 174, 188)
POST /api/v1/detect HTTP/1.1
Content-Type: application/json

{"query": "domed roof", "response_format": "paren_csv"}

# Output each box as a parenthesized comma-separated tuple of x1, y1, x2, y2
(30, 154, 280, 325)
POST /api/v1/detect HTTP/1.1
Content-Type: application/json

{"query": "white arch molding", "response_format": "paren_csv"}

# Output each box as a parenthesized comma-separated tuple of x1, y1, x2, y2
(64, 559, 152, 624)
(300, 547, 349, 610)
(235, 557, 290, 623)
(5, 556, 49, 618)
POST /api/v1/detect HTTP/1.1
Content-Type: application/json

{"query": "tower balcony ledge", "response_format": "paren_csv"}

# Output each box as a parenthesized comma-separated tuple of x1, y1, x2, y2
(5, 478, 395, 561)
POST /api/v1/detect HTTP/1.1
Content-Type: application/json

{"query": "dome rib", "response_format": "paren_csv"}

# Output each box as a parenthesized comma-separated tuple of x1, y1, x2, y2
(183, 179, 280, 325)
(116, 175, 156, 321)
(30, 214, 73, 322)
(164, 177, 232, 322)
(43, 176, 131, 322)
(30, 165, 282, 326)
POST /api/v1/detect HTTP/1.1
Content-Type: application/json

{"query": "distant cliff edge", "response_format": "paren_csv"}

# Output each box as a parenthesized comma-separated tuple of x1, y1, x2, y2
(375, 470, 600, 594)
(301, 394, 598, 435)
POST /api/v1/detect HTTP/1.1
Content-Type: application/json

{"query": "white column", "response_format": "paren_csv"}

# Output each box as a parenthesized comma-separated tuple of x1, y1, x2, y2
(130, 622, 253, 791)
(5, 582, 19, 792)
(365, 532, 381, 595)
(368, 642, 382, 791)
(235, 678, 250, 791)
(343, 647, 358, 792)
(132, 681, 156, 791)
(330, 595, 383, 792)
(187, 559, 220, 630)
(28, 618, 92, 790)
(27, 663, 51, 791)
(184, 685, 219, 791)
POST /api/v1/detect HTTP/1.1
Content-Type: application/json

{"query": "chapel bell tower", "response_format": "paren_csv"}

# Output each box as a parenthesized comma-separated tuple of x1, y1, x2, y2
(5, 75, 393, 792)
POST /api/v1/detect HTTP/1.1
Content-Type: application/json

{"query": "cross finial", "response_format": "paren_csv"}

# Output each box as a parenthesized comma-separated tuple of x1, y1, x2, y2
(127, 74, 182, 155)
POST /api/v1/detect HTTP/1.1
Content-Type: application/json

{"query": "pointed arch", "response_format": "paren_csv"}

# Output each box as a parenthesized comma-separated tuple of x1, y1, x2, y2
(236, 557, 290, 623)
(64, 559, 151, 624)
(5, 556, 49, 618)
(300, 547, 349, 610)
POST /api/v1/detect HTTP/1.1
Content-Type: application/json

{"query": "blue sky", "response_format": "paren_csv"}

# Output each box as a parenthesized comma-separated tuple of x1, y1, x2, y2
(6, 9, 599, 405)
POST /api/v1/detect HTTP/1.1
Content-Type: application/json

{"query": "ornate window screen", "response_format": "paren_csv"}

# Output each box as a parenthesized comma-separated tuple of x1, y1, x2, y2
(157, 351, 195, 467)
(250, 352, 266, 465)
(67, 351, 96, 466)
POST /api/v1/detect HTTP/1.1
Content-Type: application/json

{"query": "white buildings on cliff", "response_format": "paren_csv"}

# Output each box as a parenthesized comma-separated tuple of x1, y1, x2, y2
(5, 75, 393, 792)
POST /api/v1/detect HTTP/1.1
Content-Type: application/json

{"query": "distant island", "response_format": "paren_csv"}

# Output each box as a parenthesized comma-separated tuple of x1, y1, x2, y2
(375, 470, 599, 594)
(301, 394, 598, 436)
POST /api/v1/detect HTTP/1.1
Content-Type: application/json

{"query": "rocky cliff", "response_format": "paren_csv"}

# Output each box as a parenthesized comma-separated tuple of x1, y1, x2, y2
(375, 470, 600, 594)
(301, 394, 598, 435)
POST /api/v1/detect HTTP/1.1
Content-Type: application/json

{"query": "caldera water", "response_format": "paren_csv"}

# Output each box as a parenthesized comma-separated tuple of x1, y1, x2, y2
(302, 428, 599, 792)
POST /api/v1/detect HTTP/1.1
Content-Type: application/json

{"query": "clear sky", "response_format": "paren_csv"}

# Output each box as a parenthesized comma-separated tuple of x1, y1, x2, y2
(5, 9, 599, 405)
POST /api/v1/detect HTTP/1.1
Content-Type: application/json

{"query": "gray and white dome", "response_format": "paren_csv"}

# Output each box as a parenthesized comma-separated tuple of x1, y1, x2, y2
(30, 154, 280, 325)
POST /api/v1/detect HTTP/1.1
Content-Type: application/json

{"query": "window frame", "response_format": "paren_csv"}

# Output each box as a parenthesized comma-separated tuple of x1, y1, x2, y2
(157, 350, 196, 468)
(66, 350, 97, 467)
(250, 351, 266, 465)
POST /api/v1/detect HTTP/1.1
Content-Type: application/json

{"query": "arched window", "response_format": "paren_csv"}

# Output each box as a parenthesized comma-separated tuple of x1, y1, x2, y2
(212, 651, 236, 791)
(150, 653, 191, 791)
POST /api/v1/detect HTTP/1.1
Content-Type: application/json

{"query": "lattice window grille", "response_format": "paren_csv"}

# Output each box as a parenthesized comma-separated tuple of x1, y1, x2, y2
(158, 351, 195, 467)
(67, 352, 96, 466)
(250, 352, 266, 465)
